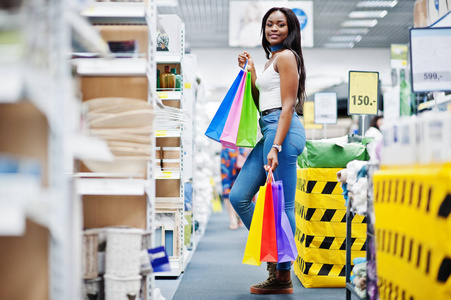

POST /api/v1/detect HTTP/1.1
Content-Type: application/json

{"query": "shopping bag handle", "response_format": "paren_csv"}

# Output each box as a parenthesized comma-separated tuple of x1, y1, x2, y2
(267, 168, 275, 184)
(242, 59, 248, 71)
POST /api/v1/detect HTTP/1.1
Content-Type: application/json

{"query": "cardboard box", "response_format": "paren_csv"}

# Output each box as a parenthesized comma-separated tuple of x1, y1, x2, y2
(95, 25, 148, 57)
(156, 179, 181, 197)
(0, 103, 48, 186)
(0, 220, 49, 300)
(81, 76, 148, 101)
(83, 195, 147, 229)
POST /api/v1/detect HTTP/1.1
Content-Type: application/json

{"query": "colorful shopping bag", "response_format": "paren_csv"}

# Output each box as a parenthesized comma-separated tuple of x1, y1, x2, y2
(273, 180, 298, 263)
(219, 70, 247, 149)
(260, 171, 278, 262)
(242, 185, 266, 266)
(205, 68, 246, 142)
(236, 72, 258, 148)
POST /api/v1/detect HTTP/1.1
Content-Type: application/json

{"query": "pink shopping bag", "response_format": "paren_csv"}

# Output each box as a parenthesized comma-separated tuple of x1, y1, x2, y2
(219, 70, 247, 149)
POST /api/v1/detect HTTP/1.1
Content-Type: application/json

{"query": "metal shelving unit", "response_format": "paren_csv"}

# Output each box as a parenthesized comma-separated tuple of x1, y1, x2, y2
(154, 16, 191, 277)
(0, 0, 78, 298)
(73, 1, 158, 299)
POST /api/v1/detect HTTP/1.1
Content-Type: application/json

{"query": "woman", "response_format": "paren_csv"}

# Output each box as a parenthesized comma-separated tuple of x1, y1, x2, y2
(229, 7, 306, 295)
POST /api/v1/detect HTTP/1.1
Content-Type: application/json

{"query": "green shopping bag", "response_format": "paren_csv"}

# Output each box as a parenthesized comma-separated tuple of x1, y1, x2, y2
(236, 72, 258, 148)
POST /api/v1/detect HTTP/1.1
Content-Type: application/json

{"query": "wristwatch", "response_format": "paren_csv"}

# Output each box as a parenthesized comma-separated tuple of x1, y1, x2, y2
(272, 144, 282, 153)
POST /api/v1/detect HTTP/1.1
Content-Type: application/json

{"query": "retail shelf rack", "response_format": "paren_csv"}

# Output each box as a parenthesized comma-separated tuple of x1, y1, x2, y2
(155, 15, 192, 278)
(1, 1, 79, 299)
(74, 1, 158, 299)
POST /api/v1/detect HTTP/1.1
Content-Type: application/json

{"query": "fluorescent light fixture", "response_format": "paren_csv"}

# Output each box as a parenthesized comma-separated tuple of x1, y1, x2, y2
(342, 19, 378, 27)
(156, 0, 178, 7)
(330, 35, 363, 43)
(356, 1, 398, 8)
(349, 10, 388, 18)
(337, 28, 370, 35)
(323, 42, 355, 48)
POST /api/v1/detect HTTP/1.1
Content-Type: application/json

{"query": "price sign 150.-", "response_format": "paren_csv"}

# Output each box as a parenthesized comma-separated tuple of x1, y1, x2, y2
(348, 71, 379, 115)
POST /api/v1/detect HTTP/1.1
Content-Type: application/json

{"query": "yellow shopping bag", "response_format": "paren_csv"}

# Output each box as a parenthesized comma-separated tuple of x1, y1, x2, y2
(242, 185, 266, 266)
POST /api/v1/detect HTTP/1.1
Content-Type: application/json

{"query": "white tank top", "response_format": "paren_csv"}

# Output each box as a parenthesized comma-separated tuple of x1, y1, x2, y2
(255, 60, 282, 112)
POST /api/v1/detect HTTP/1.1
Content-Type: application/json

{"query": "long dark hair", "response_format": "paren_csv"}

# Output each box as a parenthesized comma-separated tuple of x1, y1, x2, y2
(261, 7, 307, 115)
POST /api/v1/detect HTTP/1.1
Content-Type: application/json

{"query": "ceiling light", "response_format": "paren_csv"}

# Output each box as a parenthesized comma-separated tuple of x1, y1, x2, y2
(337, 28, 370, 35)
(356, 1, 398, 8)
(323, 42, 355, 48)
(330, 35, 363, 43)
(342, 20, 378, 27)
(349, 10, 388, 18)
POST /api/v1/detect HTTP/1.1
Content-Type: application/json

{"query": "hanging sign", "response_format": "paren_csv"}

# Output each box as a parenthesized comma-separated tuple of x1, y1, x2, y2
(314, 92, 337, 124)
(348, 71, 379, 115)
(410, 27, 451, 93)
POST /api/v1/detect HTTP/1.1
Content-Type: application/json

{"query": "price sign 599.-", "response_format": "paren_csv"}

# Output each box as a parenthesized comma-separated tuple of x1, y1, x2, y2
(348, 71, 379, 115)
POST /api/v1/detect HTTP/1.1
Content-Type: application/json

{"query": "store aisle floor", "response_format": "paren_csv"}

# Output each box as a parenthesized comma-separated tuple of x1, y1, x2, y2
(169, 208, 348, 300)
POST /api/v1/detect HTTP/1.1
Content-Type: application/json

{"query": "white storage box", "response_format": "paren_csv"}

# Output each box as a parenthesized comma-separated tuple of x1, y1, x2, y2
(104, 274, 141, 300)
(105, 228, 143, 276)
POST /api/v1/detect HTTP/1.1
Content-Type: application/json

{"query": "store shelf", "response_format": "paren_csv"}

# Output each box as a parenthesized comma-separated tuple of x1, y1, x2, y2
(74, 58, 147, 76)
(155, 256, 183, 277)
(156, 55, 182, 63)
(418, 93, 451, 111)
(0, 174, 51, 235)
(155, 197, 183, 209)
(81, 2, 147, 24)
(75, 178, 147, 195)
(156, 91, 182, 100)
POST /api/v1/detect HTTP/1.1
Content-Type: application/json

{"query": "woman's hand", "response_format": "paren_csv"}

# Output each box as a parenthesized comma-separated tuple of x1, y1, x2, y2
(265, 148, 279, 172)
(238, 51, 254, 71)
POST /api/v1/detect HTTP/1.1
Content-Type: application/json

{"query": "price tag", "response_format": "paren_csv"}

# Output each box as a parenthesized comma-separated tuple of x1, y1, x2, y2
(303, 102, 323, 129)
(410, 28, 451, 92)
(156, 130, 167, 137)
(348, 71, 379, 115)
(157, 92, 168, 99)
(314, 92, 337, 124)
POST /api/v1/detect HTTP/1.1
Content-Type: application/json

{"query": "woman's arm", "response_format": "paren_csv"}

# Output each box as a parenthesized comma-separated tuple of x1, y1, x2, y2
(238, 51, 260, 109)
(265, 50, 299, 171)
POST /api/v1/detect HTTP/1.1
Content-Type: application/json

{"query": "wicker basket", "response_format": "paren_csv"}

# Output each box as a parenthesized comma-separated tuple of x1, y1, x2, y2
(83, 277, 104, 300)
(104, 274, 142, 300)
(105, 228, 143, 276)
(83, 230, 100, 279)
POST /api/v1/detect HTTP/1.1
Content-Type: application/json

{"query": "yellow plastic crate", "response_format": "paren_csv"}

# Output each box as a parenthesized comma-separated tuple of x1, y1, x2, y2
(373, 165, 451, 300)
(294, 168, 367, 288)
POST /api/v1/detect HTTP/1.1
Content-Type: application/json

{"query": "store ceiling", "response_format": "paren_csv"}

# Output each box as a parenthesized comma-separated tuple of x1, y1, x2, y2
(157, 0, 416, 49)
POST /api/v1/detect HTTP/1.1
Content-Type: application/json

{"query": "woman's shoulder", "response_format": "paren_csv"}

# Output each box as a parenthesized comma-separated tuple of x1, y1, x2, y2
(274, 50, 296, 71)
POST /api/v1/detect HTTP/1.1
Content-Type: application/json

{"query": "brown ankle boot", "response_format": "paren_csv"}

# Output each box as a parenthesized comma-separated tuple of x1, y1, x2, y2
(250, 266, 293, 294)
(250, 263, 277, 294)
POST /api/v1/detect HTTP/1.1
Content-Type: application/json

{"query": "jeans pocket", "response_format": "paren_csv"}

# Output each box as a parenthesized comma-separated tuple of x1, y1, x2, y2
(288, 132, 305, 155)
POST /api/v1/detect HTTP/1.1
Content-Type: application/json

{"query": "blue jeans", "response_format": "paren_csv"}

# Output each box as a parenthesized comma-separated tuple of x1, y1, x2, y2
(229, 110, 305, 271)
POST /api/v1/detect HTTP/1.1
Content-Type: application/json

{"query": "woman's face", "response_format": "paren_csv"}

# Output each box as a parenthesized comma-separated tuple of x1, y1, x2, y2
(265, 10, 289, 47)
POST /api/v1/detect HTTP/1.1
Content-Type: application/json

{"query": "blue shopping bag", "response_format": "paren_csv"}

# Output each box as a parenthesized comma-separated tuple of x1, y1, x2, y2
(205, 65, 246, 142)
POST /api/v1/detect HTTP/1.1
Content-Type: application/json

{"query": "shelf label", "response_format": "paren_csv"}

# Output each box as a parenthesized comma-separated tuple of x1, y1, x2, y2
(156, 130, 167, 137)
(157, 92, 168, 99)
(185, 83, 191, 89)
(162, 172, 172, 178)
(348, 71, 379, 115)
(314, 92, 337, 124)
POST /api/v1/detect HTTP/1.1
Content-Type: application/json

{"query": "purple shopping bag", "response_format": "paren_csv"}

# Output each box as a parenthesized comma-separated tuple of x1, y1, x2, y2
(272, 180, 298, 263)
(219, 70, 247, 149)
